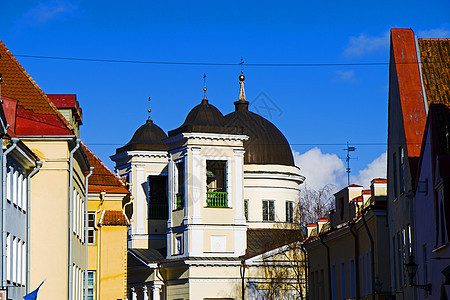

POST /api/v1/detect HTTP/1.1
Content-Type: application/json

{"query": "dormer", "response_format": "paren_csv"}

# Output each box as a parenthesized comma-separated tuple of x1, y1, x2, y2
(47, 94, 82, 138)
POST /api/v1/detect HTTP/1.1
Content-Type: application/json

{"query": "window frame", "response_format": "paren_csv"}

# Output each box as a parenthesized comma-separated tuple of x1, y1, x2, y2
(87, 212, 96, 245)
(262, 200, 275, 221)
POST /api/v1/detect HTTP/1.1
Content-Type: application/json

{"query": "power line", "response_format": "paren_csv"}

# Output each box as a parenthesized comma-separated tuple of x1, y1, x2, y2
(14, 54, 428, 67)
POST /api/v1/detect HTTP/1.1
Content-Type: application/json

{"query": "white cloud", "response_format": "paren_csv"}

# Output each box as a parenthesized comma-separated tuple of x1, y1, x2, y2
(335, 70, 355, 81)
(417, 28, 450, 38)
(343, 32, 389, 58)
(17, 0, 78, 26)
(351, 152, 387, 189)
(293, 148, 346, 191)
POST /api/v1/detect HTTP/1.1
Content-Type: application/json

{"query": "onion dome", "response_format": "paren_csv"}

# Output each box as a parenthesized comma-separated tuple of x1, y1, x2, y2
(168, 98, 242, 137)
(224, 75, 294, 166)
(116, 119, 168, 153)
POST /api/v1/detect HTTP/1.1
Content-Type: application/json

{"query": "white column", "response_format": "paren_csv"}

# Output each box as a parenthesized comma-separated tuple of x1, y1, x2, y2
(142, 285, 149, 300)
(130, 287, 137, 300)
(191, 147, 202, 224)
(234, 149, 246, 224)
(152, 281, 163, 300)
(135, 164, 146, 234)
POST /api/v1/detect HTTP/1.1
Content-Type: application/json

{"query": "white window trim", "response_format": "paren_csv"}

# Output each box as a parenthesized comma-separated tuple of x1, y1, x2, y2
(202, 156, 232, 208)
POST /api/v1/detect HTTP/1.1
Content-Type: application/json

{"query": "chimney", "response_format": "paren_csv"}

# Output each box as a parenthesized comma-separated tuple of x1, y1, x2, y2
(317, 218, 329, 233)
(307, 223, 318, 237)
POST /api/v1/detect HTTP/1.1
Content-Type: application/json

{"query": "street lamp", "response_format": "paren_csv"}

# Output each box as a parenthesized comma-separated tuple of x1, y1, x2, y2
(374, 276, 383, 294)
(405, 255, 431, 294)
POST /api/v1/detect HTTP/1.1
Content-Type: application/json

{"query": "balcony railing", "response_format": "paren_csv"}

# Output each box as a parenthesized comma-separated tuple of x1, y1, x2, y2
(176, 193, 184, 210)
(206, 191, 228, 207)
(148, 203, 168, 219)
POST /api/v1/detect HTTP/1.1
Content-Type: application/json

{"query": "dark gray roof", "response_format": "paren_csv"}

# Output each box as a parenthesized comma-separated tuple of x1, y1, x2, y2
(244, 228, 303, 259)
(116, 120, 168, 153)
(224, 101, 295, 166)
(129, 248, 166, 264)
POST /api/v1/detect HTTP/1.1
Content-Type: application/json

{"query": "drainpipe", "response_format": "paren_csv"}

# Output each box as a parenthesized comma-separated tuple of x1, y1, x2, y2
(2, 138, 18, 289)
(26, 160, 42, 292)
(240, 259, 246, 300)
(361, 209, 375, 300)
(319, 234, 332, 300)
(68, 139, 81, 300)
(300, 243, 308, 300)
(349, 222, 360, 299)
(84, 167, 94, 300)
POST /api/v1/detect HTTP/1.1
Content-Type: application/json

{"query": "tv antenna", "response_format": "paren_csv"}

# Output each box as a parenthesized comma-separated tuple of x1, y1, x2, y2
(344, 142, 356, 186)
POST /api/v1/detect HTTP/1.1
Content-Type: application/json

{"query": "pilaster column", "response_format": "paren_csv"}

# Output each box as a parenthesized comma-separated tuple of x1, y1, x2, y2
(135, 164, 146, 234)
(234, 149, 246, 224)
(191, 147, 202, 224)
(142, 285, 149, 300)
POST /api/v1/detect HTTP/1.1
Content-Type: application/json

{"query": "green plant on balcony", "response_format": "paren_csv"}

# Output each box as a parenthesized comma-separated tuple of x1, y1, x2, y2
(206, 191, 228, 207)
(176, 193, 184, 209)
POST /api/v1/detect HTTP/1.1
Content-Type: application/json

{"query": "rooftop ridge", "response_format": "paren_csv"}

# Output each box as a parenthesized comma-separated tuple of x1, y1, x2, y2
(0, 40, 74, 132)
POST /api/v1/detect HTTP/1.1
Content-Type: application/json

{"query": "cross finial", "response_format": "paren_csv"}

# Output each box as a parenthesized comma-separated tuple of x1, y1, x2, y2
(203, 73, 207, 100)
(148, 97, 152, 121)
(240, 57, 244, 75)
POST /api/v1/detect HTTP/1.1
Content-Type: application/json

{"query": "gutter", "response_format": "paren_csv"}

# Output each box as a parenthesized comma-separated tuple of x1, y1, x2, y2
(319, 234, 332, 300)
(2, 138, 18, 289)
(68, 139, 81, 300)
(83, 167, 94, 300)
(349, 222, 360, 299)
(26, 160, 42, 292)
(361, 209, 375, 300)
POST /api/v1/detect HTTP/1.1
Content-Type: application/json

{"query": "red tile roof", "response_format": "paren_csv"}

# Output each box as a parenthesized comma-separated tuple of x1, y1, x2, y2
(99, 210, 130, 226)
(82, 143, 129, 194)
(362, 190, 371, 194)
(318, 218, 328, 222)
(418, 39, 450, 107)
(371, 178, 387, 184)
(47, 94, 82, 124)
(390, 29, 427, 158)
(0, 40, 73, 135)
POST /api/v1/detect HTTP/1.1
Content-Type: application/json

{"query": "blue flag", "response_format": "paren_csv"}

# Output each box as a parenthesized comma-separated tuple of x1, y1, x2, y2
(23, 281, 44, 300)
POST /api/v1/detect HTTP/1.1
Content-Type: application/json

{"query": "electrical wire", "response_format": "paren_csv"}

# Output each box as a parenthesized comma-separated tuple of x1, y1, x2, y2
(14, 54, 427, 67)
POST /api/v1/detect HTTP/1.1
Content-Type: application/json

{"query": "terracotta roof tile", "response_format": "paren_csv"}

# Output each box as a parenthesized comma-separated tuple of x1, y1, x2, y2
(82, 143, 129, 193)
(0, 41, 73, 133)
(418, 39, 450, 107)
(99, 210, 130, 226)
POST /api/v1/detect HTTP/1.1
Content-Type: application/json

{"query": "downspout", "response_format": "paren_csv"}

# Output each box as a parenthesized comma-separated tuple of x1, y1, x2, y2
(68, 139, 81, 300)
(361, 209, 375, 300)
(2, 138, 18, 289)
(84, 167, 94, 300)
(300, 243, 308, 300)
(95, 192, 105, 300)
(349, 222, 360, 299)
(156, 263, 166, 300)
(319, 234, 332, 300)
(26, 160, 42, 292)
(240, 259, 246, 300)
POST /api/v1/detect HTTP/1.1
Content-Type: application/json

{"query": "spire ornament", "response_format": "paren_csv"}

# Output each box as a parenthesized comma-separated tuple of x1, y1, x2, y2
(238, 57, 246, 101)
(147, 97, 152, 122)
(203, 73, 207, 100)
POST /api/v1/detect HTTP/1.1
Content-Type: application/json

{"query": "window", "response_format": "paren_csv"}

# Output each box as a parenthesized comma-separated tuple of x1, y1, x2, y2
(87, 271, 96, 300)
(392, 236, 397, 290)
(87, 213, 96, 245)
(206, 160, 227, 207)
(331, 265, 336, 300)
(148, 175, 168, 219)
(6, 233, 10, 281)
(340, 262, 346, 300)
(397, 232, 403, 287)
(286, 201, 293, 223)
(175, 162, 185, 209)
(349, 259, 355, 298)
(262, 200, 275, 221)
(244, 200, 248, 221)
(393, 153, 398, 199)
(399, 146, 405, 194)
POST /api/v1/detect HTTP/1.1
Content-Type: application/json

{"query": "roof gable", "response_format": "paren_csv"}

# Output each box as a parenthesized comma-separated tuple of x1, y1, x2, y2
(390, 29, 427, 158)
(82, 143, 129, 194)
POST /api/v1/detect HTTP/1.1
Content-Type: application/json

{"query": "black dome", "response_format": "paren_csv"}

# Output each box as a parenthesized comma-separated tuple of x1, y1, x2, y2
(116, 120, 168, 153)
(224, 101, 294, 166)
(169, 99, 242, 136)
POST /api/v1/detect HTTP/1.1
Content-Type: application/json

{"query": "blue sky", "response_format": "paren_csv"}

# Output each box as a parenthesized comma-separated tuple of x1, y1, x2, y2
(1, 0, 449, 189)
